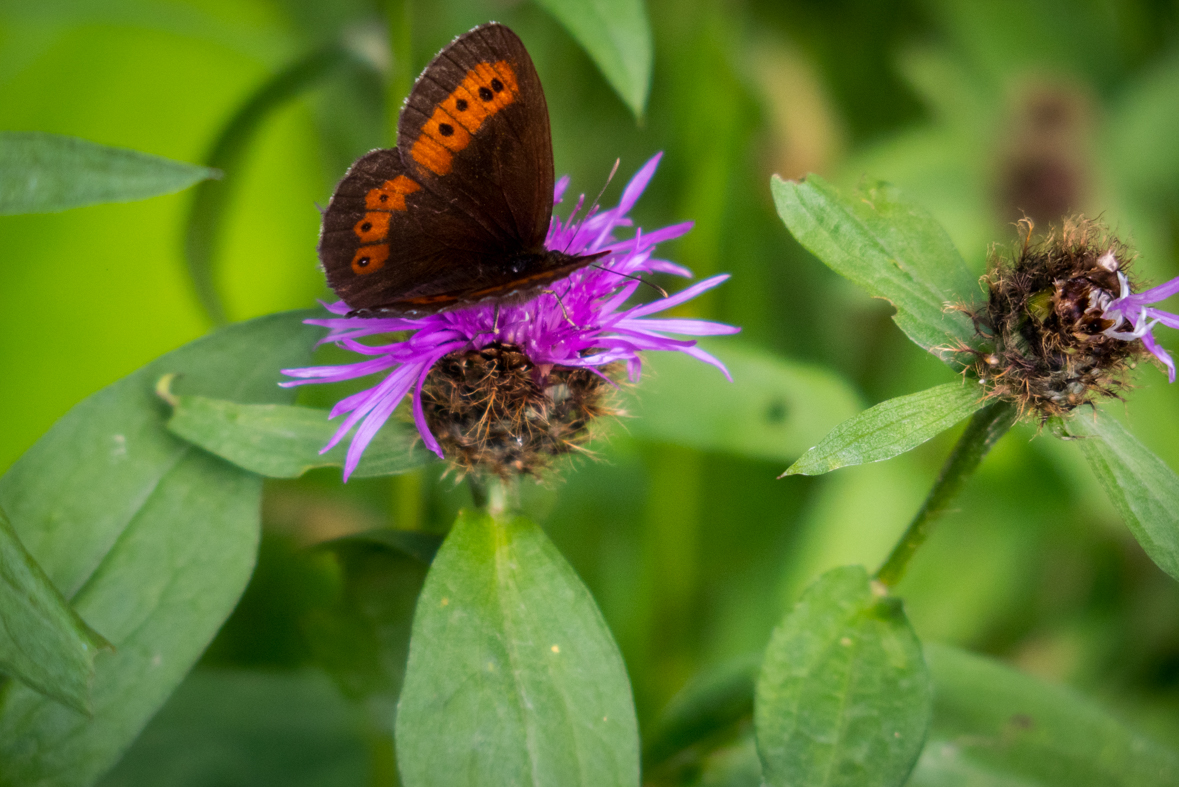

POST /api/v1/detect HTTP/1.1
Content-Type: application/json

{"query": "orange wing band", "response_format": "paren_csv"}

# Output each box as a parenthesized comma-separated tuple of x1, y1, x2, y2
(410, 60, 520, 176)
(364, 175, 421, 211)
(351, 244, 390, 275)
(354, 212, 392, 243)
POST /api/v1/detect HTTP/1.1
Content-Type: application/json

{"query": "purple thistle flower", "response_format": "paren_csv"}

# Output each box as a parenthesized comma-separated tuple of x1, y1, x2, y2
(282, 154, 739, 479)
(1093, 251, 1179, 382)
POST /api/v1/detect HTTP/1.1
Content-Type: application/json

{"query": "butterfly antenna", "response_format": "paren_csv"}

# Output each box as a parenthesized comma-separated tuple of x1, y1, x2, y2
(589, 264, 669, 299)
(590, 158, 621, 214)
(563, 159, 621, 255)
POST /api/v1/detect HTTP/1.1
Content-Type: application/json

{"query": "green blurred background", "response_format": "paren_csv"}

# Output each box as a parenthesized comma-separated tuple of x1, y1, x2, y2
(4, 0, 1179, 783)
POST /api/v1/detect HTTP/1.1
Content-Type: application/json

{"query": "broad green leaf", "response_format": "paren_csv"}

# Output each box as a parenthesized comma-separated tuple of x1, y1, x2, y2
(909, 643, 1179, 787)
(0, 311, 318, 787)
(0, 506, 110, 714)
(0, 132, 217, 215)
(626, 342, 863, 462)
(785, 382, 986, 476)
(534, 0, 652, 118)
(771, 175, 978, 365)
(1067, 411, 1179, 583)
(166, 396, 434, 479)
(754, 565, 930, 787)
(98, 669, 369, 787)
(395, 509, 639, 787)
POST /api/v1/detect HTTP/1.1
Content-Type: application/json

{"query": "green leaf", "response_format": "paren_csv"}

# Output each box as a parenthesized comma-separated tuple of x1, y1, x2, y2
(0, 132, 217, 215)
(319, 528, 443, 566)
(183, 45, 355, 324)
(771, 175, 978, 365)
(785, 382, 987, 476)
(166, 396, 435, 479)
(97, 669, 370, 787)
(625, 342, 863, 462)
(303, 531, 435, 705)
(395, 509, 640, 787)
(0, 311, 319, 787)
(1066, 411, 1179, 583)
(910, 643, 1179, 787)
(0, 506, 110, 714)
(533, 0, 652, 118)
(754, 565, 931, 787)
(644, 653, 759, 771)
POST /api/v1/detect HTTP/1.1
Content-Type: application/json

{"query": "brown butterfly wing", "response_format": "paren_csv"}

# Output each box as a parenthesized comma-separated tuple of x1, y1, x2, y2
(319, 23, 591, 316)
(397, 22, 554, 255)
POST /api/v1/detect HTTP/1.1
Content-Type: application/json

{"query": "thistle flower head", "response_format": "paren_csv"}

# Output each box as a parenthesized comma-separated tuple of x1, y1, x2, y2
(283, 154, 739, 479)
(963, 217, 1179, 419)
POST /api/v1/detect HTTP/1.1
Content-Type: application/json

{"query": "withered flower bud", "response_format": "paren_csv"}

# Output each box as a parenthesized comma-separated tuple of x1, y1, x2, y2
(963, 217, 1146, 418)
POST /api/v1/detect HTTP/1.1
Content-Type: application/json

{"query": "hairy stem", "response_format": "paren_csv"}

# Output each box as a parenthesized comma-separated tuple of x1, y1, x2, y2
(875, 400, 1018, 587)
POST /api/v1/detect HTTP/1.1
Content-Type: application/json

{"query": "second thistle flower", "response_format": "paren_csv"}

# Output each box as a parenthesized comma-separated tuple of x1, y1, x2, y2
(964, 217, 1178, 418)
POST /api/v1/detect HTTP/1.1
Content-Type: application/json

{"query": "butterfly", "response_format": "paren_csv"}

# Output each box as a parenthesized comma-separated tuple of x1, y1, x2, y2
(318, 22, 604, 317)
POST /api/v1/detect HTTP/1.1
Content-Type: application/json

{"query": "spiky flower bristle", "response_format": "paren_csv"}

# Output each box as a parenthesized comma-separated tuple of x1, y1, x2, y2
(964, 217, 1145, 419)
(418, 344, 621, 479)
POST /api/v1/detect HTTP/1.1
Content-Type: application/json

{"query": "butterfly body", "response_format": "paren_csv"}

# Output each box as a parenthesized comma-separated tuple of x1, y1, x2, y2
(319, 23, 600, 317)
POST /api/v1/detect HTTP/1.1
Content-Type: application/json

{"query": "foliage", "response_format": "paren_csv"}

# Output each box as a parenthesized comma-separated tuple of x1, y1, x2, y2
(2, 1, 1179, 786)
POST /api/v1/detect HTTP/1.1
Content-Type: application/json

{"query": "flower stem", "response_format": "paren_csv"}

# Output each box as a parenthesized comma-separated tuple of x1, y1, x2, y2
(875, 400, 1018, 588)
(466, 476, 512, 518)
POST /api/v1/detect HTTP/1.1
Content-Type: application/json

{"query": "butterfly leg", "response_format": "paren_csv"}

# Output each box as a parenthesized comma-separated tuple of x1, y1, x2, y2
(542, 288, 586, 331)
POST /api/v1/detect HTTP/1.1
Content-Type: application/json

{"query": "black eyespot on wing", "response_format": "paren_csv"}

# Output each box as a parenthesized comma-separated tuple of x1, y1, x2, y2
(439, 123, 455, 136)
(478, 86, 493, 101)
(491, 78, 504, 92)
(455, 98, 468, 111)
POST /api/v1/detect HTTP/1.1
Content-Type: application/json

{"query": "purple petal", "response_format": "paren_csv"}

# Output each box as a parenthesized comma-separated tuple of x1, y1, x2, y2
(620, 317, 742, 336)
(1132, 274, 1179, 305)
(617, 153, 662, 215)
(554, 175, 570, 204)
(626, 274, 731, 318)
(1142, 331, 1176, 383)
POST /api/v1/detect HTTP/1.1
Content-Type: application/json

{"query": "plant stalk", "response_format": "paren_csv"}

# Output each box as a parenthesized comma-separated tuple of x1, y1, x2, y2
(875, 400, 1018, 587)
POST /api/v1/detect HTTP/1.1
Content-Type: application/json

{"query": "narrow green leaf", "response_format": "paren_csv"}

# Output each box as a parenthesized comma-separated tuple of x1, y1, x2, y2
(754, 565, 931, 787)
(534, 0, 652, 118)
(395, 509, 639, 787)
(0, 132, 217, 215)
(318, 528, 443, 566)
(1067, 411, 1179, 583)
(771, 175, 978, 364)
(785, 382, 986, 476)
(98, 669, 370, 787)
(910, 643, 1179, 787)
(0, 506, 110, 714)
(304, 534, 433, 707)
(644, 653, 759, 771)
(184, 44, 355, 324)
(0, 311, 319, 787)
(166, 396, 434, 479)
(626, 342, 863, 462)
